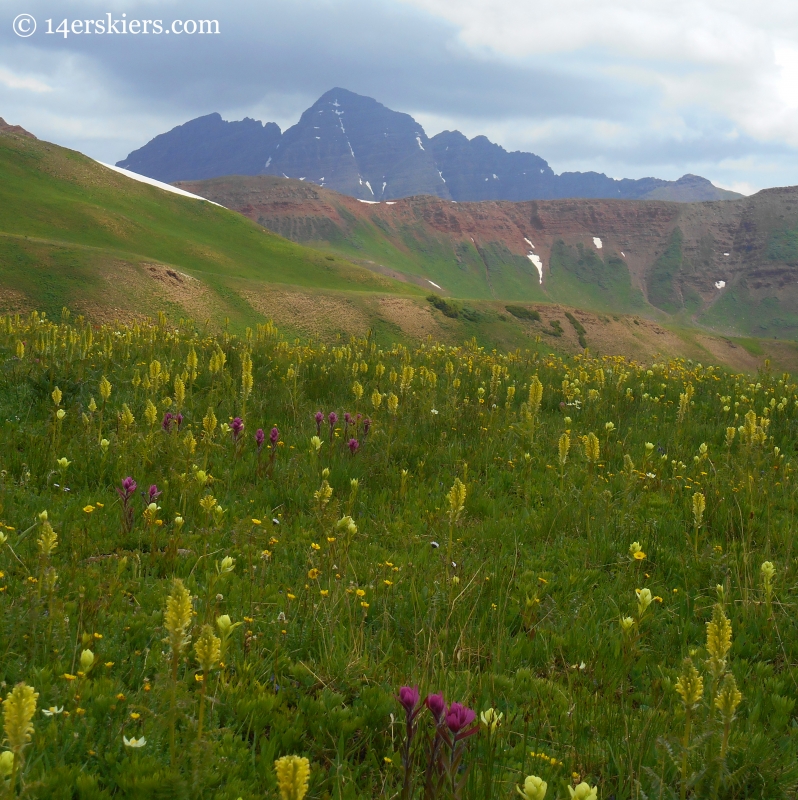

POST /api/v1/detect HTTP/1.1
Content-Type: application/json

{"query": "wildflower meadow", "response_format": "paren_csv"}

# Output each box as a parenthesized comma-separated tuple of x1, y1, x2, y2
(0, 308, 796, 799)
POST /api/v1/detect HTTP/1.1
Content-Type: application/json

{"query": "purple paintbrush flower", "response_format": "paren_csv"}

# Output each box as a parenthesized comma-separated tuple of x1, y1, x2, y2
(425, 693, 446, 722)
(398, 686, 420, 715)
(117, 476, 137, 501)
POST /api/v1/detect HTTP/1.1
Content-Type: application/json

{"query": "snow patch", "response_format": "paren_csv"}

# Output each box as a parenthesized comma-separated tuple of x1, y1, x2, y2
(365, 180, 374, 195)
(492, 173, 498, 180)
(540, 169, 544, 173)
(315, 136, 320, 140)
(621, 251, 625, 257)
(299, 177, 305, 181)
(357, 199, 379, 204)
(438, 170, 445, 183)
(428, 280, 442, 289)
(527, 253, 543, 284)
(382, 181, 387, 193)
(264, 157, 271, 168)
(593, 237, 603, 249)
(723, 252, 730, 256)
(715, 280, 726, 289)
(524, 237, 535, 249)
(416, 136, 425, 151)
(386, 201, 396, 205)
(98, 162, 225, 207)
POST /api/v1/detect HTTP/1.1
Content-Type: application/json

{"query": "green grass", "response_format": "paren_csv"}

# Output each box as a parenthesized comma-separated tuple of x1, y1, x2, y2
(647, 228, 684, 314)
(0, 136, 411, 324)
(545, 241, 646, 314)
(0, 312, 796, 798)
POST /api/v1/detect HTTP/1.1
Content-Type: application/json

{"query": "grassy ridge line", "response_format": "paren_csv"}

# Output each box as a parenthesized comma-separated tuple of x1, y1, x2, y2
(0, 135, 412, 305)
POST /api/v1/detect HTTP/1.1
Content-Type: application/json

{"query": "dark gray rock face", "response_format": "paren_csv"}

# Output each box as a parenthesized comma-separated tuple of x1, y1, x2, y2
(117, 113, 281, 183)
(118, 91, 741, 202)
(263, 88, 448, 201)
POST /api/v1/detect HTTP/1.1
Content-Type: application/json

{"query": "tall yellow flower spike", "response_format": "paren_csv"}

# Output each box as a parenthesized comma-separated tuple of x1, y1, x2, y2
(274, 755, 310, 800)
(692, 492, 706, 527)
(528, 376, 543, 416)
(194, 625, 221, 675)
(164, 579, 193, 656)
(584, 432, 600, 464)
(706, 603, 732, 679)
(714, 673, 742, 722)
(675, 658, 704, 709)
(3, 683, 38, 755)
(447, 477, 467, 524)
(558, 432, 570, 466)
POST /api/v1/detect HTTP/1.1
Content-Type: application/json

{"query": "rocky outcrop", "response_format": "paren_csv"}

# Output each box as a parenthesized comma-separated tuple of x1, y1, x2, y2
(117, 113, 281, 183)
(0, 118, 35, 139)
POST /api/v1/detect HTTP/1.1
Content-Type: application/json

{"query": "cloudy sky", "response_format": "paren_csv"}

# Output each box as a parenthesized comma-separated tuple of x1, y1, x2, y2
(2, 0, 798, 193)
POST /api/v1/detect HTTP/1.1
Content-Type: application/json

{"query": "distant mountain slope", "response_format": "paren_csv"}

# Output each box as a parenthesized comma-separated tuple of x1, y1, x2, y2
(117, 113, 281, 183)
(178, 174, 798, 339)
(118, 88, 741, 203)
(0, 127, 407, 326)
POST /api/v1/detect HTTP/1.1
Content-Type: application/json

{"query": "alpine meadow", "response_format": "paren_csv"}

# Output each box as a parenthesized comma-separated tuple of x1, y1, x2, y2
(0, 309, 795, 799)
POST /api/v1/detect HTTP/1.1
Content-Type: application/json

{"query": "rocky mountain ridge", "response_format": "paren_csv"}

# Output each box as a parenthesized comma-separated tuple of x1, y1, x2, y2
(119, 88, 740, 203)
(176, 174, 798, 338)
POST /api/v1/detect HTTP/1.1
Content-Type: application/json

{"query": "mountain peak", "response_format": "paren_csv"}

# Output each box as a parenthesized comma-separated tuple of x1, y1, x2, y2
(118, 89, 741, 203)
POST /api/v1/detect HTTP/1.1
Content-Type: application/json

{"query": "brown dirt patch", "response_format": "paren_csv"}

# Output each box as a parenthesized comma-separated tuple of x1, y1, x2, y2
(241, 289, 371, 339)
(140, 263, 217, 322)
(376, 297, 445, 340)
(694, 335, 764, 373)
(0, 288, 30, 315)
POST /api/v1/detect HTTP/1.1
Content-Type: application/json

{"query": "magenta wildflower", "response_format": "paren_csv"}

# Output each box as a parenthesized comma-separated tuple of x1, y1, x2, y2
(425, 693, 446, 722)
(116, 477, 137, 535)
(148, 484, 162, 503)
(161, 412, 174, 431)
(270, 426, 279, 447)
(315, 410, 324, 435)
(256, 428, 265, 452)
(117, 477, 137, 501)
(175, 413, 183, 430)
(398, 686, 420, 715)
(231, 417, 244, 441)
(348, 438, 359, 455)
(328, 411, 338, 442)
(445, 703, 477, 736)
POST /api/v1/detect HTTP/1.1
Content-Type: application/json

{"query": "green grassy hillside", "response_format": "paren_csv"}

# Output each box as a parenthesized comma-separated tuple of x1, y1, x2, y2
(0, 133, 412, 326)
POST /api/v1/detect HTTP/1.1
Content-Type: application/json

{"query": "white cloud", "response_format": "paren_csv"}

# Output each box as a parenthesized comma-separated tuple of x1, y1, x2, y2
(0, 68, 52, 93)
(397, 0, 798, 146)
